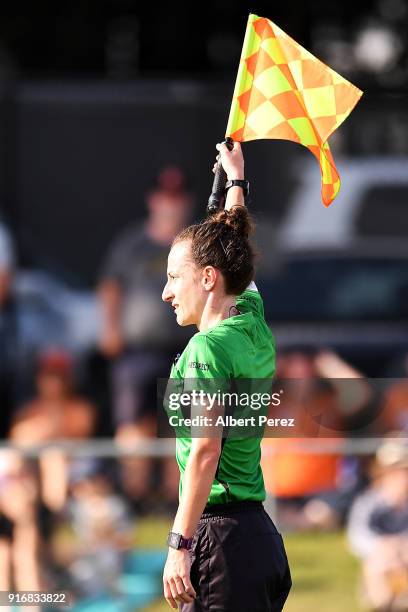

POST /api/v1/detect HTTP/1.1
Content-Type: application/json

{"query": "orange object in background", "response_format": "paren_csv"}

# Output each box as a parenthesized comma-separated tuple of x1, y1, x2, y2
(262, 439, 339, 497)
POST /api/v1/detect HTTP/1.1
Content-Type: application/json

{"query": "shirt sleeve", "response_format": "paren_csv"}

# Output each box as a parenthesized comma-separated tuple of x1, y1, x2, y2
(181, 334, 232, 398)
(184, 334, 232, 380)
(182, 335, 232, 430)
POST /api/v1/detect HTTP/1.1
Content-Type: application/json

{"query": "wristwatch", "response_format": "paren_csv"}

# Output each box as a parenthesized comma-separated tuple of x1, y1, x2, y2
(225, 179, 250, 198)
(167, 531, 193, 550)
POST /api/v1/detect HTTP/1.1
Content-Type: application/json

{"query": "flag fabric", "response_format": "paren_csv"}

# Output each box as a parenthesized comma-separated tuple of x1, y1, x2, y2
(226, 14, 363, 206)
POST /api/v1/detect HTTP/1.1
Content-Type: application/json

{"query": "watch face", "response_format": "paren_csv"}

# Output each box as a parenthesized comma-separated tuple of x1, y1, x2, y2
(168, 532, 182, 549)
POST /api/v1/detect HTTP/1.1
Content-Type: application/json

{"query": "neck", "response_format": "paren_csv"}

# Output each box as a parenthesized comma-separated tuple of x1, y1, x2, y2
(197, 293, 238, 332)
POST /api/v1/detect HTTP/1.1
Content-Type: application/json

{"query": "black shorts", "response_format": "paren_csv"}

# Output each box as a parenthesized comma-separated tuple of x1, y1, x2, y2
(182, 501, 292, 612)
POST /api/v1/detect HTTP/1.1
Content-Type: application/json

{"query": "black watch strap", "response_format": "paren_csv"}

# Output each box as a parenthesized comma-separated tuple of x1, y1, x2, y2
(225, 179, 249, 197)
(167, 531, 193, 550)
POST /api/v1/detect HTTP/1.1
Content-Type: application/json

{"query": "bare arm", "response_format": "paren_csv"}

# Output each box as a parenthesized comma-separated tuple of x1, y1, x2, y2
(97, 279, 124, 357)
(172, 436, 221, 537)
(163, 437, 221, 608)
(214, 141, 246, 211)
(163, 400, 223, 609)
(314, 350, 372, 415)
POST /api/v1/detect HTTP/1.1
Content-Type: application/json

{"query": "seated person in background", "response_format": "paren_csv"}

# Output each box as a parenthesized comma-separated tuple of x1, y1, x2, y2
(10, 349, 96, 512)
(347, 438, 408, 612)
(63, 459, 133, 598)
(262, 348, 370, 530)
(0, 450, 43, 598)
(10, 348, 96, 443)
(98, 166, 193, 508)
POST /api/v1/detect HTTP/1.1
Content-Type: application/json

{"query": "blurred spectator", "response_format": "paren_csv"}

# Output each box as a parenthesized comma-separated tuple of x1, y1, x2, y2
(262, 348, 370, 530)
(347, 438, 408, 611)
(0, 450, 42, 597)
(0, 222, 18, 437)
(10, 349, 96, 443)
(0, 220, 99, 438)
(9, 349, 96, 512)
(98, 166, 193, 508)
(64, 459, 133, 597)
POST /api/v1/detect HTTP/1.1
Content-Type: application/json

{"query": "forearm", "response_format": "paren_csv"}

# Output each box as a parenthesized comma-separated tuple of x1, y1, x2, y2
(215, 140, 246, 211)
(172, 449, 219, 538)
(225, 186, 245, 210)
(314, 351, 372, 414)
(224, 166, 245, 211)
(314, 351, 364, 378)
(98, 280, 122, 331)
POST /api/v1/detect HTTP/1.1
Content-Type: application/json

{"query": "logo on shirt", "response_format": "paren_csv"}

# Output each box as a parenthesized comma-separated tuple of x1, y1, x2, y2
(188, 361, 210, 371)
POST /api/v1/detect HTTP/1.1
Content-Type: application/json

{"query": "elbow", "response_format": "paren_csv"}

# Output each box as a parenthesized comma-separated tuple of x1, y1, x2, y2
(197, 452, 220, 475)
(190, 440, 221, 469)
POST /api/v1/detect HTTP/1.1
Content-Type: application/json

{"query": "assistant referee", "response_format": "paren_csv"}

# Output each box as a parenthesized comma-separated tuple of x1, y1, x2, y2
(161, 141, 292, 611)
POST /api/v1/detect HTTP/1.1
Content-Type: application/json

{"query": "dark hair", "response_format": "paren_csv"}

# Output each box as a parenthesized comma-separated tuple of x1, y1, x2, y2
(173, 206, 255, 295)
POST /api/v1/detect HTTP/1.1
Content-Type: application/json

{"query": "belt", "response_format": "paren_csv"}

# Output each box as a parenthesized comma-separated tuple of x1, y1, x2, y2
(201, 500, 263, 519)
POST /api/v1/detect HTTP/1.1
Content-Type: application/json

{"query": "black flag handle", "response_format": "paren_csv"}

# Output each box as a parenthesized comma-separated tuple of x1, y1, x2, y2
(207, 137, 234, 215)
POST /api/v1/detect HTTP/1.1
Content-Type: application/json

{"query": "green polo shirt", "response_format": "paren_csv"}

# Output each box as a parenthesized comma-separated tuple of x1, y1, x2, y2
(169, 285, 275, 505)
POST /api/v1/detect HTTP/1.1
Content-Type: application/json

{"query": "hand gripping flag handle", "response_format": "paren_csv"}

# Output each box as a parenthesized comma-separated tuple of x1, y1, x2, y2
(207, 137, 234, 215)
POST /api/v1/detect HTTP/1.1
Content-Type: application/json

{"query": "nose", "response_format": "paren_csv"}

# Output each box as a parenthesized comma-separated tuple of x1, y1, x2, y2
(162, 281, 173, 303)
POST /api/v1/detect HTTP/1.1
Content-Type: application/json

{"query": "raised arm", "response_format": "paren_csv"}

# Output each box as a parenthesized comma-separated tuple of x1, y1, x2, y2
(213, 141, 246, 211)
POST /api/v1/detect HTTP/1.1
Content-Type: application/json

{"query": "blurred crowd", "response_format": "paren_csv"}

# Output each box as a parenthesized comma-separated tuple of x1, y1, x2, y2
(0, 165, 195, 603)
(0, 165, 407, 609)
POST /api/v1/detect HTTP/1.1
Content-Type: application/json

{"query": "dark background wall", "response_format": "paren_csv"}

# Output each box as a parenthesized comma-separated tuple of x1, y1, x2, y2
(3, 82, 302, 286)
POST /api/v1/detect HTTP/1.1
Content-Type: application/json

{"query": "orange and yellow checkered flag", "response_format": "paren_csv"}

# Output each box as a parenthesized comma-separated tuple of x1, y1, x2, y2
(226, 14, 363, 206)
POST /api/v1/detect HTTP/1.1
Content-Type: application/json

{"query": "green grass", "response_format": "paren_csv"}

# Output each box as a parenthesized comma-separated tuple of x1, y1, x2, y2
(135, 516, 173, 549)
(283, 531, 361, 612)
(138, 519, 362, 612)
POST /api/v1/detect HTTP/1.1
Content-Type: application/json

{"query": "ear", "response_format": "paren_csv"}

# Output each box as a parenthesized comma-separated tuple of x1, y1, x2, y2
(202, 266, 217, 291)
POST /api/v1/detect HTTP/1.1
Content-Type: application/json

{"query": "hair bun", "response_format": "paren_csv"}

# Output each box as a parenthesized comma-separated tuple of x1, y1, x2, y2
(173, 205, 255, 295)
(213, 206, 253, 239)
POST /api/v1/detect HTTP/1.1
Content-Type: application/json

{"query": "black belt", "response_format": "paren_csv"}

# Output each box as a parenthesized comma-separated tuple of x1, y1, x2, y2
(201, 500, 263, 519)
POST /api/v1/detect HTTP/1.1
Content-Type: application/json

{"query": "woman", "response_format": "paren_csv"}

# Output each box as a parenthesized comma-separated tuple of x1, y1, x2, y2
(162, 141, 291, 611)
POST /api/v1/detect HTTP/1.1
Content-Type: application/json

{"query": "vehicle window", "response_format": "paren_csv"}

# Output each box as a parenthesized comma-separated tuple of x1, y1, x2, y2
(355, 185, 408, 238)
(261, 258, 408, 322)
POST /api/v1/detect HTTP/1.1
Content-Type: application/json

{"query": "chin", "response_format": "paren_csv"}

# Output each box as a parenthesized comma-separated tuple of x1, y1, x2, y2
(176, 313, 194, 327)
